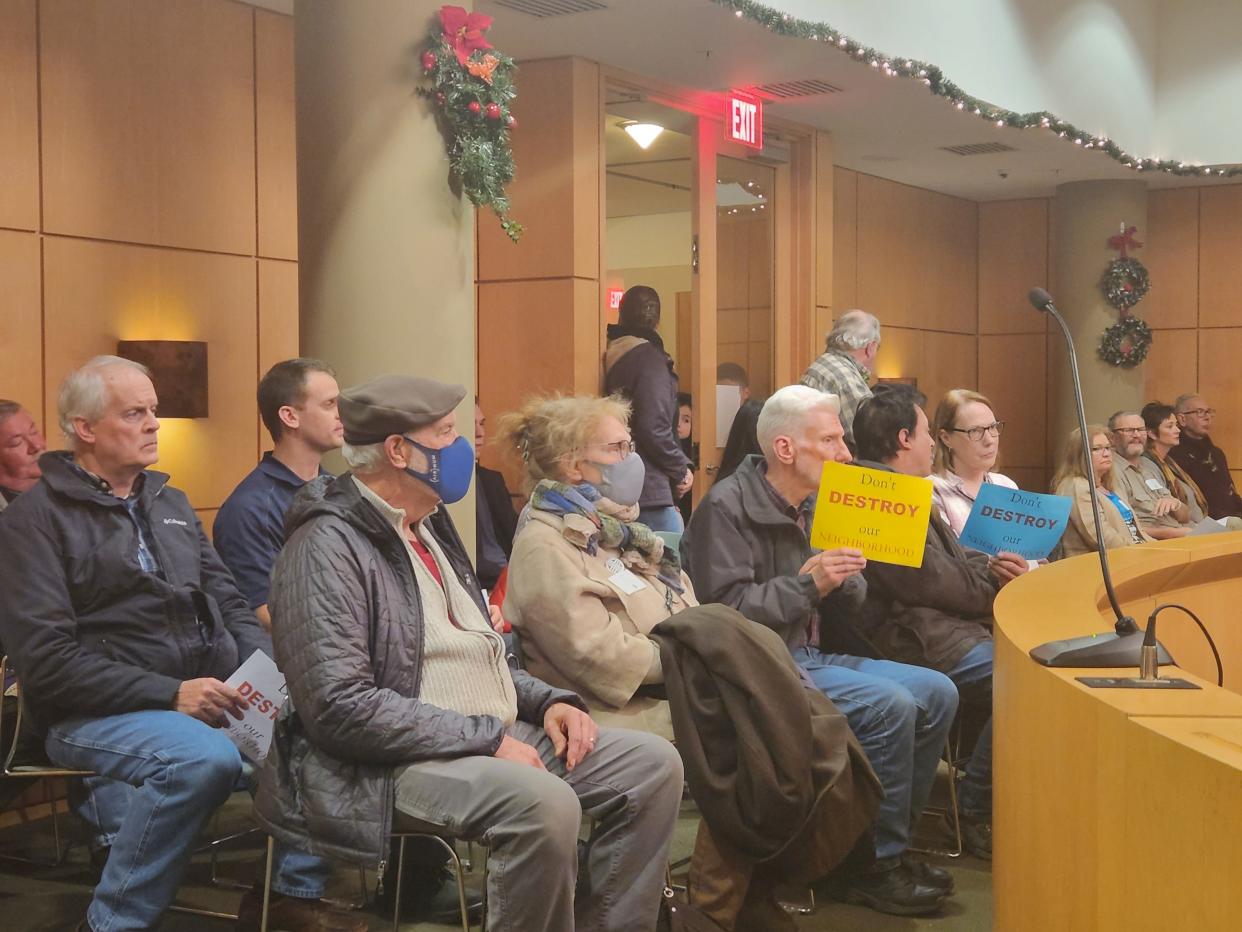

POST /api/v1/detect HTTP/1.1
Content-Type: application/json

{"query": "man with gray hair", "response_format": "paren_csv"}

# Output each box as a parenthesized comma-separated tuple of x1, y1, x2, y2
(800, 309, 881, 449)
(0, 356, 348, 932)
(0, 399, 47, 512)
(682, 384, 956, 916)
(1108, 409, 1191, 539)
(1169, 392, 1242, 518)
(255, 373, 683, 932)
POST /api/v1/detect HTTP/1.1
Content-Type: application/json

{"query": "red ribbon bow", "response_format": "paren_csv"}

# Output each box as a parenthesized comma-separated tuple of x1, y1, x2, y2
(1107, 225, 1143, 258)
(440, 5, 493, 66)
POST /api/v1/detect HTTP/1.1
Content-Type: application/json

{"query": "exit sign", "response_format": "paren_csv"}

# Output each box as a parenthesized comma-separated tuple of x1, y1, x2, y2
(607, 287, 625, 311)
(726, 91, 762, 149)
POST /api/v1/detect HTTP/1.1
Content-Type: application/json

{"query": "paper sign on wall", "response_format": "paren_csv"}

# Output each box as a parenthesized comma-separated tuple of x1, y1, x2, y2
(810, 462, 932, 567)
(958, 484, 1071, 560)
(715, 384, 742, 449)
(223, 650, 287, 763)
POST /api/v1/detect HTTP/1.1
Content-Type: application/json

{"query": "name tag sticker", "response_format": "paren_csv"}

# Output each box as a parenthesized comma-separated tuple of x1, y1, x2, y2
(608, 568, 647, 595)
(1145, 478, 1167, 491)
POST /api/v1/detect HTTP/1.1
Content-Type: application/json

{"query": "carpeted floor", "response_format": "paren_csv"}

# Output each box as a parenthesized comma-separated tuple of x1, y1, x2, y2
(0, 776, 991, 931)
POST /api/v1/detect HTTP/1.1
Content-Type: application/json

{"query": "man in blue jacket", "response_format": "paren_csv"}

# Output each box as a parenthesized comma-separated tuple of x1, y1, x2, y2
(0, 355, 355, 932)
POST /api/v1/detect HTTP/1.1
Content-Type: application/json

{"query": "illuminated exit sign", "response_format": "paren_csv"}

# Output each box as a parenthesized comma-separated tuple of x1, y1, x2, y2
(726, 91, 762, 149)
(607, 287, 625, 311)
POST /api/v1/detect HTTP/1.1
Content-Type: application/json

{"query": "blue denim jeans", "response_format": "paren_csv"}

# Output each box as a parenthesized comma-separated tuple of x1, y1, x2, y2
(793, 647, 958, 861)
(944, 640, 994, 821)
(637, 505, 684, 534)
(46, 710, 330, 931)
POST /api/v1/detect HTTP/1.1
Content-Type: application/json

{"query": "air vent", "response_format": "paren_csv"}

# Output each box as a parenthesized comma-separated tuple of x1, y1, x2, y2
(940, 142, 1017, 156)
(494, 0, 607, 16)
(753, 78, 844, 99)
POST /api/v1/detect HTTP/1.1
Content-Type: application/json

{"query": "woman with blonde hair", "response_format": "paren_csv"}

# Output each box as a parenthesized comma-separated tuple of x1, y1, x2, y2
(930, 389, 1019, 537)
(1051, 425, 1152, 558)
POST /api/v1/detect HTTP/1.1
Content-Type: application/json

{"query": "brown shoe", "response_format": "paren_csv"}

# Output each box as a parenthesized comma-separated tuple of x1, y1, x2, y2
(235, 886, 368, 932)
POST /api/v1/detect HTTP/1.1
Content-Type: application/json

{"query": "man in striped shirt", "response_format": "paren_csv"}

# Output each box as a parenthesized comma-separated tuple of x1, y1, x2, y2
(800, 310, 881, 451)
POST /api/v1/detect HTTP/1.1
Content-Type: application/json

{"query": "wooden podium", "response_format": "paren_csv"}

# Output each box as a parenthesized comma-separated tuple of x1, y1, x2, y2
(994, 535, 1242, 931)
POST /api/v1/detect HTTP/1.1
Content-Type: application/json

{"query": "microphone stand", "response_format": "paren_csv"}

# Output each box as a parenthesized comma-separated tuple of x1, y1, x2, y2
(1026, 289, 1173, 668)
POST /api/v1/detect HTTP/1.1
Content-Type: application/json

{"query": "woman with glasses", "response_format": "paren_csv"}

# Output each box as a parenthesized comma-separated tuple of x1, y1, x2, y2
(929, 389, 1017, 537)
(1051, 425, 1152, 558)
(1142, 402, 1242, 531)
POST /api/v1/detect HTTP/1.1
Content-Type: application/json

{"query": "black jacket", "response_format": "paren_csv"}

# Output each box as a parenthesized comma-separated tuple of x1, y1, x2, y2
(681, 455, 877, 658)
(603, 325, 689, 509)
(255, 474, 584, 866)
(0, 452, 271, 730)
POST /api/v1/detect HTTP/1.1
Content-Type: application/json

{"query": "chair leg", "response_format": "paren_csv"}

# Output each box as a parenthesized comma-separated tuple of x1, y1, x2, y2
(480, 843, 489, 932)
(260, 835, 275, 932)
(391, 835, 408, 932)
(443, 843, 471, 932)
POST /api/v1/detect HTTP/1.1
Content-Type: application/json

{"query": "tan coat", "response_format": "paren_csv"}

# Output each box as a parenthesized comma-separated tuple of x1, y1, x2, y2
(504, 509, 697, 741)
(1055, 476, 1153, 558)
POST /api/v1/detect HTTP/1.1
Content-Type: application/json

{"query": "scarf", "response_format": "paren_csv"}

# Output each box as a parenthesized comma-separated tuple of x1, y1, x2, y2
(529, 479, 684, 592)
(1147, 450, 1209, 516)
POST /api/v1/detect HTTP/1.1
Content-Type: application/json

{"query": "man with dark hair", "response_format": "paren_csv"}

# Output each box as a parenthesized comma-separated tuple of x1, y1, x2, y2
(1169, 393, 1242, 518)
(849, 384, 1028, 859)
(0, 400, 47, 512)
(214, 359, 342, 630)
(604, 285, 693, 532)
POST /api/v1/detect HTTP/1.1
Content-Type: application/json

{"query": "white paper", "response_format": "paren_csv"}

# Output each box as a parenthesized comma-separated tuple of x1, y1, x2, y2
(223, 650, 287, 763)
(715, 384, 742, 449)
(608, 568, 647, 595)
(1188, 517, 1229, 537)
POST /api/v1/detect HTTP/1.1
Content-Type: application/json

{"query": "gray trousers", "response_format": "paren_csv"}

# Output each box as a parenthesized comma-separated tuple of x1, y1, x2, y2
(393, 721, 683, 932)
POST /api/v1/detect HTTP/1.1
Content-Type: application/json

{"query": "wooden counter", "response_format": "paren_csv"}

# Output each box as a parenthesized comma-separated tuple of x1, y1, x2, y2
(993, 535, 1242, 931)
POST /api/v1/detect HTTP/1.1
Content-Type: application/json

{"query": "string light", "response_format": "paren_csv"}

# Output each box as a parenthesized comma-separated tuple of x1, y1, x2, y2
(713, 0, 1242, 178)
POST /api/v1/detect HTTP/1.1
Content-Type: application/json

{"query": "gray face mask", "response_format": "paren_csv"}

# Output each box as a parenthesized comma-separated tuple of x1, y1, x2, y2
(591, 451, 646, 506)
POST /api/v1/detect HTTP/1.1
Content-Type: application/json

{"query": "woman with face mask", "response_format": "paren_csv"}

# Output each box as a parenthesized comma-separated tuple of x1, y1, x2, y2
(495, 394, 697, 741)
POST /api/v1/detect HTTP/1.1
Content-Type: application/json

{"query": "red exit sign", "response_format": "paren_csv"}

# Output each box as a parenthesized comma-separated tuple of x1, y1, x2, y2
(607, 287, 625, 311)
(726, 91, 762, 149)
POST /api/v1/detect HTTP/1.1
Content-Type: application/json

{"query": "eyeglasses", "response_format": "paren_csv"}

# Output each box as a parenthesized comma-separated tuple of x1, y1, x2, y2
(949, 421, 1004, 442)
(1090, 444, 1113, 454)
(590, 440, 634, 457)
(1182, 408, 1216, 418)
(1112, 427, 1147, 436)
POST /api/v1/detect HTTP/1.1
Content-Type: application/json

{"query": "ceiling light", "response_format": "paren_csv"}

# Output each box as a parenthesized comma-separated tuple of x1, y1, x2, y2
(622, 121, 664, 149)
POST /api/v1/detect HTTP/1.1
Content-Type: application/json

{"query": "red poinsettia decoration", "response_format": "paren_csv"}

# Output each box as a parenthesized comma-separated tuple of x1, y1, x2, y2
(440, 5, 493, 66)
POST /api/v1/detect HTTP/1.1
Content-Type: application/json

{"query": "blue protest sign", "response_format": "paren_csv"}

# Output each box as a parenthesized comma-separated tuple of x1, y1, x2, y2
(958, 483, 1072, 560)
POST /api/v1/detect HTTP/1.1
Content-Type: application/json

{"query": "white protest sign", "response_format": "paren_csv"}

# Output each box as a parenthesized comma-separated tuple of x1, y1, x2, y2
(223, 650, 287, 763)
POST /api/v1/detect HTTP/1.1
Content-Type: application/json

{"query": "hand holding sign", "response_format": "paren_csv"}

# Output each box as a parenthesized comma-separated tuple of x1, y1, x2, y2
(810, 462, 933, 568)
(799, 549, 867, 596)
(958, 484, 1071, 561)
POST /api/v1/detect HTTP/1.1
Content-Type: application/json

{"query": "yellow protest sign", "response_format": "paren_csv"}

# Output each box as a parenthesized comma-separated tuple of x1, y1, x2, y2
(810, 461, 933, 568)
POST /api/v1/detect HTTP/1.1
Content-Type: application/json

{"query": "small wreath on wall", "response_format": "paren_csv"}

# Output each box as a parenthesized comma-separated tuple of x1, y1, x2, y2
(1098, 315, 1153, 368)
(1101, 256, 1150, 311)
(418, 6, 523, 242)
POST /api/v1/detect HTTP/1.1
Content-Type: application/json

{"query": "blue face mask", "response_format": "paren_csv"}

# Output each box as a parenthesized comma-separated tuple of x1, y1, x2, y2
(403, 435, 475, 504)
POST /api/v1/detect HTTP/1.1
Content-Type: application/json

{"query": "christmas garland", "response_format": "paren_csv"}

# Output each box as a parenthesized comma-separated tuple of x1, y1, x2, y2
(419, 6, 523, 242)
(1098, 316, 1152, 368)
(1101, 257, 1150, 311)
(712, 0, 1242, 179)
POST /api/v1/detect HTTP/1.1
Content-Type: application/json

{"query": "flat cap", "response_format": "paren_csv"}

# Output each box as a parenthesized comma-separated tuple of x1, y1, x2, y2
(339, 375, 467, 445)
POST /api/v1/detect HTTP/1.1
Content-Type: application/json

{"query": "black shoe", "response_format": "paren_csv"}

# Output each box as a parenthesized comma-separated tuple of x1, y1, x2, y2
(904, 855, 954, 894)
(841, 858, 945, 916)
(944, 809, 992, 860)
(375, 864, 483, 923)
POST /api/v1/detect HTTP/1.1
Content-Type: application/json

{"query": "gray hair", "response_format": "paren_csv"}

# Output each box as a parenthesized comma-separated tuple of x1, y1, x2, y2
(1173, 393, 1202, 413)
(341, 441, 389, 473)
(756, 385, 840, 457)
(0, 400, 21, 425)
(826, 310, 881, 352)
(1107, 410, 1141, 429)
(57, 355, 151, 446)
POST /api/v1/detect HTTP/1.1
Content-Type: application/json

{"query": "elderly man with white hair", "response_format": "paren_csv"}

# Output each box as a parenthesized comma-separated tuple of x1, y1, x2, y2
(0, 355, 351, 932)
(799, 309, 881, 449)
(682, 384, 957, 917)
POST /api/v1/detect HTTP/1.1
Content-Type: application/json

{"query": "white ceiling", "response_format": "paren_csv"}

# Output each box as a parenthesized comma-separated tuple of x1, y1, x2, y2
(478, 0, 1236, 201)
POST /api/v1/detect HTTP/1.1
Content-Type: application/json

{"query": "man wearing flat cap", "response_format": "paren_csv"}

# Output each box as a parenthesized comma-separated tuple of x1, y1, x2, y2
(255, 374, 684, 931)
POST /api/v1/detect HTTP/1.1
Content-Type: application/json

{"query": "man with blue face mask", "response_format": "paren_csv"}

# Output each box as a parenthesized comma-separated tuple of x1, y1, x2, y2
(255, 374, 684, 932)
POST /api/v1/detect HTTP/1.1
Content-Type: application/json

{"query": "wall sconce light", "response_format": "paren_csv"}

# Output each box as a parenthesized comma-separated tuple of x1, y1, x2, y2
(621, 121, 664, 150)
(116, 340, 209, 418)
(875, 376, 918, 388)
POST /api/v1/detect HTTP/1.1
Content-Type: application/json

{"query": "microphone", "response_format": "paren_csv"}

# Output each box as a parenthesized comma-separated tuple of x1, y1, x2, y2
(1025, 287, 1173, 669)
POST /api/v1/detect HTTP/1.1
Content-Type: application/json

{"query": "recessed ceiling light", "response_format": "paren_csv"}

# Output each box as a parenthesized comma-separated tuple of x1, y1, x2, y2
(622, 121, 664, 149)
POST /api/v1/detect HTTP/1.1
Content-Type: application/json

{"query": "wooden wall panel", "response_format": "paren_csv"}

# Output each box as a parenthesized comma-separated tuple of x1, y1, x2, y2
(979, 200, 1048, 334)
(0, 0, 39, 231)
(832, 167, 857, 314)
(922, 190, 978, 334)
(1199, 185, 1242, 328)
(979, 334, 1047, 471)
(258, 260, 300, 377)
(1142, 328, 1197, 410)
(920, 332, 977, 415)
(1197, 328, 1242, 469)
(477, 58, 599, 282)
(256, 10, 298, 260)
(1144, 189, 1198, 330)
(857, 173, 918, 328)
(872, 325, 923, 385)
(0, 231, 43, 416)
(40, 0, 256, 254)
(42, 237, 259, 508)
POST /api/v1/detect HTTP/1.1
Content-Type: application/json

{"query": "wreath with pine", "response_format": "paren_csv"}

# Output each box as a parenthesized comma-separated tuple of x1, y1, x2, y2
(418, 6, 523, 242)
(1098, 315, 1152, 368)
(1101, 256, 1150, 311)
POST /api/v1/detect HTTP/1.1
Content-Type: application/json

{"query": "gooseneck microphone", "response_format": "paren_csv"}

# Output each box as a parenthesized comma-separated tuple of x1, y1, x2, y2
(1025, 287, 1173, 668)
